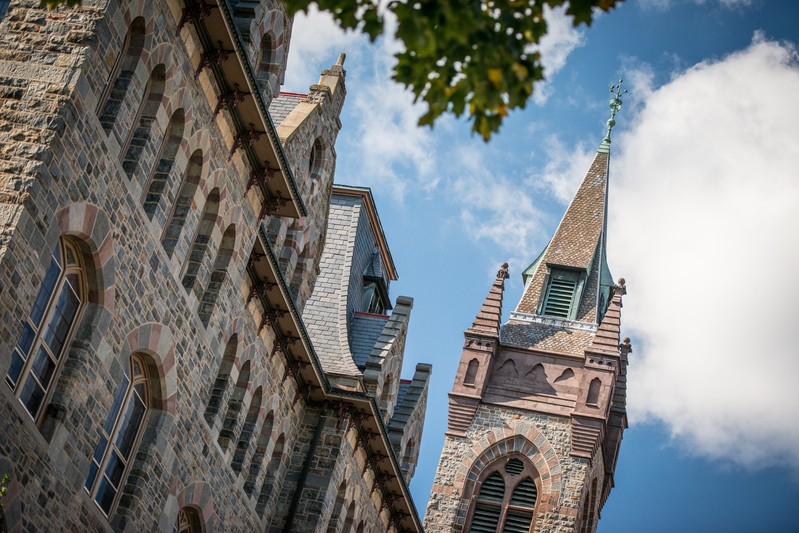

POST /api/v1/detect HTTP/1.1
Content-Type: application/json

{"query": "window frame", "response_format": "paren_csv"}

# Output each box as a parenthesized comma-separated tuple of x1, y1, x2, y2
(84, 354, 150, 517)
(540, 266, 585, 320)
(5, 238, 87, 425)
(464, 455, 541, 533)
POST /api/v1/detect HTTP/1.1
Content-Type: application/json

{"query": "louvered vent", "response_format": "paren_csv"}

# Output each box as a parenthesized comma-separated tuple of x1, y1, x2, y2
(470, 504, 501, 533)
(479, 473, 505, 502)
(542, 270, 580, 318)
(510, 478, 537, 506)
(502, 509, 534, 533)
(505, 458, 524, 476)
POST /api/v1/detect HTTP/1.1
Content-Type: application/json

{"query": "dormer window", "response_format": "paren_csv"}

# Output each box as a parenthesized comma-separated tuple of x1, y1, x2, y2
(361, 280, 388, 315)
(541, 269, 582, 319)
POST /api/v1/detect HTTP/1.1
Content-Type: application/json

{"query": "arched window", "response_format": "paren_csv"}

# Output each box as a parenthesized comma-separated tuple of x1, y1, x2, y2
(326, 481, 346, 533)
(204, 335, 237, 426)
(464, 358, 479, 386)
(586, 378, 601, 406)
(466, 456, 539, 533)
(121, 64, 166, 179)
(175, 506, 202, 533)
(198, 224, 235, 325)
(256, 434, 284, 516)
(6, 238, 85, 423)
(162, 149, 203, 256)
(244, 411, 274, 496)
(85, 354, 149, 516)
(257, 34, 275, 77)
(579, 478, 598, 533)
(231, 387, 262, 473)
(341, 501, 355, 533)
(218, 360, 250, 451)
(97, 17, 145, 133)
(182, 188, 220, 292)
(143, 108, 185, 219)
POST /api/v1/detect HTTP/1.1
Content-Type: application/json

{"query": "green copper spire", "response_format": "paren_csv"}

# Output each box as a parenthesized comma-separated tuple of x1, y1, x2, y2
(598, 79, 626, 154)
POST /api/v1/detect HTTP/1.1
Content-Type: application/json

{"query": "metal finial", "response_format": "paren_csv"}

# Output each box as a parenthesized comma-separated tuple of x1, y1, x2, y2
(601, 79, 627, 147)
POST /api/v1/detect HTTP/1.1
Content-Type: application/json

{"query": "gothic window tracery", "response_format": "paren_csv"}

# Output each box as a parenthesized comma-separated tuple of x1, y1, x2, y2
(466, 456, 539, 533)
(174, 506, 202, 533)
(6, 238, 86, 424)
(84, 354, 149, 516)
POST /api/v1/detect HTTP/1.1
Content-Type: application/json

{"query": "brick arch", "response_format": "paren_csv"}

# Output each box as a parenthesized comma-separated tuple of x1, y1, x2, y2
(460, 432, 563, 513)
(175, 481, 216, 531)
(54, 201, 115, 312)
(119, 322, 177, 414)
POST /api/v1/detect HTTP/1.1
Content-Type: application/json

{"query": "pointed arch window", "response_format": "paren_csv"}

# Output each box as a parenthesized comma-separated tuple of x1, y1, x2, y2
(467, 456, 539, 533)
(464, 358, 479, 386)
(85, 354, 149, 516)
(6, 238, 85, 423)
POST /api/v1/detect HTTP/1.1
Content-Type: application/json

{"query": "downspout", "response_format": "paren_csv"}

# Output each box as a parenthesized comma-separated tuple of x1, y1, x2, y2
(283, 401, 329, 532)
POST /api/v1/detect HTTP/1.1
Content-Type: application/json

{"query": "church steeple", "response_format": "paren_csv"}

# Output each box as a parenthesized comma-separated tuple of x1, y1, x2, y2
(515, 82, 626, 327)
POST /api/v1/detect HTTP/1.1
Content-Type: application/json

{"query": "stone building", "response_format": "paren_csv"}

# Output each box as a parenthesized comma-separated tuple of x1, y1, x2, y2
(0, 0, 429, 531)
(424, 109, 632, 531)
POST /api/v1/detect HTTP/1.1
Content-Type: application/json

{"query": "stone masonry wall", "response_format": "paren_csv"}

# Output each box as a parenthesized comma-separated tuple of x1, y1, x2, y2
(0, 1, 408, 532)
(424, 403, 597, 532)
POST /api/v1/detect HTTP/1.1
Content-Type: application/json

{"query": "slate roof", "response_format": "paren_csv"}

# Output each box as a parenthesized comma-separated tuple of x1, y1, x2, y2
(268, 92, 307, 126)
(351, 312, 388, 368)
(501, 320, 594, 355)
(516, 151, 610, 318)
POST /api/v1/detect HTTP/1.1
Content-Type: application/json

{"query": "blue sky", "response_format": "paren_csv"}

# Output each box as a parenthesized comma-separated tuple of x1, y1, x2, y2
(284, 0, 799, 530)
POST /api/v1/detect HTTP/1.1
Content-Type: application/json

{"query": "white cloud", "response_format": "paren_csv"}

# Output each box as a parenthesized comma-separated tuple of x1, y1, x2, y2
(531, 6, 586, 105)
(448, 147, 549, 277)
(608, 35, 799, 469)
(527, 135, 596, 203)
(282, 6, 352, 91)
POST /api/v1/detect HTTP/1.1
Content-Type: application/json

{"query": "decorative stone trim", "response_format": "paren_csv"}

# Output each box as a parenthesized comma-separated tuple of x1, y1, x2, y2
(120, 323, 177, 414)
(175, 481, 216, 531)
(508, 311, 597, 333)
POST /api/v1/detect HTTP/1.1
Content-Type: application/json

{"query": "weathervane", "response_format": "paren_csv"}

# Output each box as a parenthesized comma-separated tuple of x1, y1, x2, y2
(602, 79, 627, 146)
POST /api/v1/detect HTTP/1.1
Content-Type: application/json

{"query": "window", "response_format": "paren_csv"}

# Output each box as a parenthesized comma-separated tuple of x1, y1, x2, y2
(0, 0, 11, 22)
(85, 355, 149, 516)
(464, 359, 479, 386)
(174, 507, 202, 533)
(361, 281, 386, 315)
(541, 269, 581, 319)
(6, 238, 85, 423)
(467, 457, 539, 533)
(121, 64, 166, 180)
(97, 17, 146, 134)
